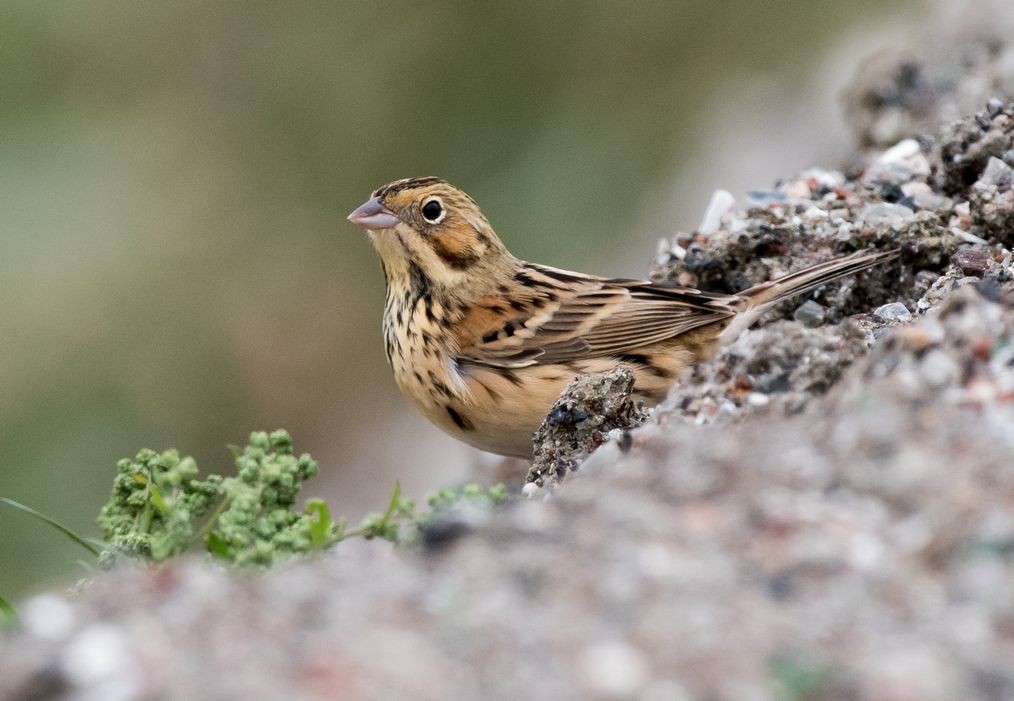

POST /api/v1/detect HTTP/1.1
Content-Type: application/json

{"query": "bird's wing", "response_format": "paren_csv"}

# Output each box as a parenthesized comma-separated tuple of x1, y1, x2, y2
(453, 263, 740, 368)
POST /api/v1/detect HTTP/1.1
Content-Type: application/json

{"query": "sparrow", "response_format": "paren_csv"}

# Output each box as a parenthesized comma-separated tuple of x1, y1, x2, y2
(348, 177, 897, 459)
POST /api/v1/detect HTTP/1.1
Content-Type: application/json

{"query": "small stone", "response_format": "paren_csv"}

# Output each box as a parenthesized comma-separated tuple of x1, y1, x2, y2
(859, 202, 915, 227)
(520, 482, 542, 499)
(61, 624, 134, 691)
(950, 248, 993, 278)
(21, 595, 77, 641)
(794, 300, 827, 327)
(874, 302, 913, 323)
(986, 97, 1004, 117)
(977, 157, 1014, 188)
(697, 189, 735, 235)
(919, 349, 960, 388)
(798, 167, 845, 189)
(901, 181, 948, 211)
(782, 180, 812, 199)
(579, 641, 649, 697)
(745, 190, 784, 206)
(877, 138, 921, 164)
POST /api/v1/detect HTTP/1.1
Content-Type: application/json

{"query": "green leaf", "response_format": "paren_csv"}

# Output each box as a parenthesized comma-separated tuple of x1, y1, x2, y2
(0, 594, 16, 626)
(206, 531, 230, 559)
(306, 499, 332, 547)
(380, 481, 402, 525)
(148, 482, 169, 513)
(1, 497, 101, 557)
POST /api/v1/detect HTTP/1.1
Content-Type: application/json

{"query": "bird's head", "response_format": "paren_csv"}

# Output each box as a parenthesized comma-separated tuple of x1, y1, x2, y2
(348, 177, 512, 290)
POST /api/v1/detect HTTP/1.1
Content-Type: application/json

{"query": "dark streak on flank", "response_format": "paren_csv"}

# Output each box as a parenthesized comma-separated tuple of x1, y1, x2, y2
(493, 366, 523, 386)
(446, 406, 474, 431)
(474, 377, 501, 401)
(429, 371, 452, 398)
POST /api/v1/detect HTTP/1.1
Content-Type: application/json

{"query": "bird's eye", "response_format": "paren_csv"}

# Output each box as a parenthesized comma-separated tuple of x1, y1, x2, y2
(421, 198, 445, 223)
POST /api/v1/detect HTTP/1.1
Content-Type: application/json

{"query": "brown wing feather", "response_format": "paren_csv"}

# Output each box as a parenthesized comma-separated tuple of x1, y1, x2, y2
(453, 263, 740, 368)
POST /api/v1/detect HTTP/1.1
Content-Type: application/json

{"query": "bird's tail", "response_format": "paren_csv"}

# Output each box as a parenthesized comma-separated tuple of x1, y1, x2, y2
(719, 248, 899, 343)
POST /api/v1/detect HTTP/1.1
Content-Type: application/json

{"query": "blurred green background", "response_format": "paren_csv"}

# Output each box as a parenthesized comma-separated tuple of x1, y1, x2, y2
(1, 0, 917, 599)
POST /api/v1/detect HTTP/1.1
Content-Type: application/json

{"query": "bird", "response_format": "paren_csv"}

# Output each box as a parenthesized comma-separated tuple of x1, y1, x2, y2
(348, 176, 897, 459)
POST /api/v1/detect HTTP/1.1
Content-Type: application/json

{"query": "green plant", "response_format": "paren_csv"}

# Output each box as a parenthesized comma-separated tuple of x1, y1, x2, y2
(2, 429, 510, 607)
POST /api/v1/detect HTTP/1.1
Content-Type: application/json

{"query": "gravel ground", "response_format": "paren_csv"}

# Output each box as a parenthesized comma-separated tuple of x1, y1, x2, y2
(3, 32, 1014, 701)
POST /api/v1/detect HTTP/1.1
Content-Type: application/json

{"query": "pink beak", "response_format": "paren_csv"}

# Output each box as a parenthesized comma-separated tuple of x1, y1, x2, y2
(347, 197, 399, 230)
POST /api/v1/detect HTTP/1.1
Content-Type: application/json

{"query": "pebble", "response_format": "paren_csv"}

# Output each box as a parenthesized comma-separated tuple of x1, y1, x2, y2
(877, 138, 921, 164)
(919, 349, 960, 388)
(798, 167, 845, 189)
(579, 640, 650, 697)
(950, 248, 993, 278)
(951, 228, 990, 245)
(976, 157, 1013, 189)
(745, 190, 784, 206)
(781, 180, 812, 199)
(874, 302, 914, 323)
(901, 181, 948, 210)
(21, 594, 76, 641)
(697, 190, 736, 235)
(794, 300, 827, 328)
(859, 202, 916, 227)
(60, 624, 137, 700)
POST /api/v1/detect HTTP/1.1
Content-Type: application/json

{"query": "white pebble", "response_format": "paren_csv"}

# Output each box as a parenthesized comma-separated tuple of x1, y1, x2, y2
(579, 640, 650, 697)
(697, 189, 735, 235)
(877, 138, 921, 164)
(21, 594, 76, 641)
(61, 623, 138, 701)
(521, 482, 542, 499)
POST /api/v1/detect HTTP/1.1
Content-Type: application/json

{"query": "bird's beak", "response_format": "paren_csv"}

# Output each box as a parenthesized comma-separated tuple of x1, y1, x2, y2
(347, 197, 399, 230)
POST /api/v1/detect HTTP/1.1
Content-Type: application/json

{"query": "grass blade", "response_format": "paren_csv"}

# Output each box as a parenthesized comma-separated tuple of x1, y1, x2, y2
(0, 594, 16, 626)
(1, 497, 101, 557)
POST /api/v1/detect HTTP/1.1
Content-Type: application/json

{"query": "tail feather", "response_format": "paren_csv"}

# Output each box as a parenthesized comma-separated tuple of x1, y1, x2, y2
(719, 248, 899, 343)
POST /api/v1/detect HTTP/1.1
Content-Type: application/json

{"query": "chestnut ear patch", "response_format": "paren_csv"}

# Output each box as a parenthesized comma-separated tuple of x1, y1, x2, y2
(430, 227, 482, 270)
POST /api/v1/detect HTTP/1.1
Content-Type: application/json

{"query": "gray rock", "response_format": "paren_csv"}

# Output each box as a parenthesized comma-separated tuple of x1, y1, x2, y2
(874, 301, 914, 323)
(528, 366, 647, 486)
(793, 299, 827, 327)
(859, 202, 916, 227)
